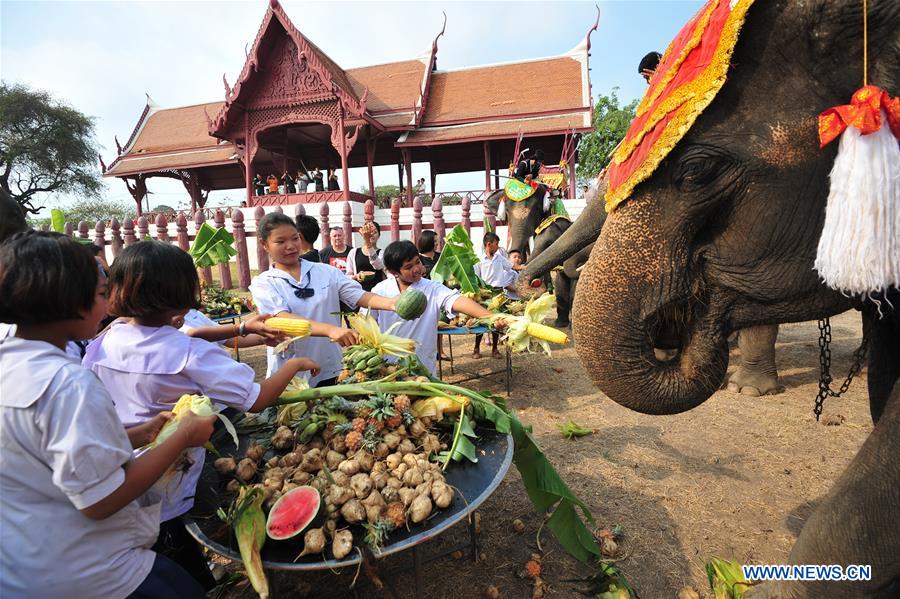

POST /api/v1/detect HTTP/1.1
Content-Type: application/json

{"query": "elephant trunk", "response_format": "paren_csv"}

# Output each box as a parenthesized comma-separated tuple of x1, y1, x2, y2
(572, 197, 729, 414)
(520, 186, 607, 282)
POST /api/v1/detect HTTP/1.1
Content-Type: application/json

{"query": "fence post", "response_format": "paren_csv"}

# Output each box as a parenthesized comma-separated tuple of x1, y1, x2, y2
(432, 196, 445, 251)
(233, 209, 251, 290)
(64, 222, 74, 237)
(176, 213, 190, 251)
(319, 203, 331, 248)
(364, 200, 374, 225)
(254, 207, 269, 272)
(110, 218, 124, 257)
(342, 201, 352, 243)
(94, 220, 106, 249)
(78, 221, 89, 240)
(155, 214, 169, 242)
(390, 199, 400, 242)
(123, 219, 136, 246)
(412, 197, 423, 246)
(294, 204, 306, 217)
(214, 209, 232, 289)
(194, 211, 213, 285)
(273, 206, 284, 214)
(461, 196, 472, 235)
(137, 216, 149, 241)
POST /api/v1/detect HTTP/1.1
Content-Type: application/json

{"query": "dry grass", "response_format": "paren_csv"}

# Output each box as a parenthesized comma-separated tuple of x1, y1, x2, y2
(221, 311, 871, 598)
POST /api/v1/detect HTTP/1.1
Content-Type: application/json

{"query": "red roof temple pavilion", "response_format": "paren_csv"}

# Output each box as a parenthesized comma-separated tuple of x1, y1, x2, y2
(103, 0, 598, 214)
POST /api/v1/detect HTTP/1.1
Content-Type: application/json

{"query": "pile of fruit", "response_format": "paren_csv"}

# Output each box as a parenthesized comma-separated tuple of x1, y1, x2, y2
(200, 282, 249, 318)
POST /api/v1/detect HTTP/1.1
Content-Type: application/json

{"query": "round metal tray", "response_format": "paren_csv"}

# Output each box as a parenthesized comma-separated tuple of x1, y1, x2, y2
(185, 427, 513, 571)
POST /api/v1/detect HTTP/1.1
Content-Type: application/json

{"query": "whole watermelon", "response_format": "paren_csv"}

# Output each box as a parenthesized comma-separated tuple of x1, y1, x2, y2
(395, 288, 427, 320)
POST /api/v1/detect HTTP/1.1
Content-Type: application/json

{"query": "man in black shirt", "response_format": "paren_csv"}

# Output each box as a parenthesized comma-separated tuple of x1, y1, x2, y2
(295, 214, 321, 262)
(318, 227, 351, 273)
(515, 149, 544, 183)
(252, 173, 265, 196)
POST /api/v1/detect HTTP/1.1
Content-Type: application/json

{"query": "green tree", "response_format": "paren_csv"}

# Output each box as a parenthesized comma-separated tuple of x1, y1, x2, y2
(359, 184, 401, 206)
(64, 197, 136, 224)
(576, 88, 638, 182)
(0, 83, 103, 214)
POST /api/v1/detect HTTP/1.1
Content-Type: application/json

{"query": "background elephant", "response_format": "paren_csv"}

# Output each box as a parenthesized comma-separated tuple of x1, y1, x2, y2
(521, 1, 899, 596)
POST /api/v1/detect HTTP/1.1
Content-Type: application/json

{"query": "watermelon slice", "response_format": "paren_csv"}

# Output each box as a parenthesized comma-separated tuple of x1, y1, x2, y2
(265, 486, 322, 541)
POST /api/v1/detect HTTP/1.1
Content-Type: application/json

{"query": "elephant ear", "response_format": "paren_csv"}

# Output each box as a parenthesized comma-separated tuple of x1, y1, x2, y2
(484, 190, 503, 217)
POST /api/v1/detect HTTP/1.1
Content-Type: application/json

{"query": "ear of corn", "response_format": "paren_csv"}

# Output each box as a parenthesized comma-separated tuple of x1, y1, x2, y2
(150, 394, 238, 455)
(266, 317, 312, 338)
(346, 313, 416, 357)
(233, 487, 269, 599)
(525, 322, 569, 345)
(487, 294, 568, 355)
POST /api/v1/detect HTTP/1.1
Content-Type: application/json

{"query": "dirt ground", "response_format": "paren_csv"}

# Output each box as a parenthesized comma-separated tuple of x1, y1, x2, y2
(218, 310, 871, 599)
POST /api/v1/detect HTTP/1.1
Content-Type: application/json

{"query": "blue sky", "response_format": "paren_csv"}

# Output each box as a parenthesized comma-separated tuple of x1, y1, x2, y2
(1, 0, 702, 212)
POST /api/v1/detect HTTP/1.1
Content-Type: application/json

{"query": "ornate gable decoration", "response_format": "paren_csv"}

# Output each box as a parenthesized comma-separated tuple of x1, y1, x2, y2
(209, 0, 367, 138)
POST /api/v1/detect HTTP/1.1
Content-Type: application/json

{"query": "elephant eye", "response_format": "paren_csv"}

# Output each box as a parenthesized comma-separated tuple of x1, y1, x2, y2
(674, 152, 731, 191)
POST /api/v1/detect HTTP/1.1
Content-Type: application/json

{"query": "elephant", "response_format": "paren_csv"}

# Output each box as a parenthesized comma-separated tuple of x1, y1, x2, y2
(518, 1, 899, 597)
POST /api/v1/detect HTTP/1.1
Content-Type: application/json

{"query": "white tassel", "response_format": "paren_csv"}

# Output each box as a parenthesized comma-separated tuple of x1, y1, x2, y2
(496, 198, 506, 221)
(814, 109, 900, 296)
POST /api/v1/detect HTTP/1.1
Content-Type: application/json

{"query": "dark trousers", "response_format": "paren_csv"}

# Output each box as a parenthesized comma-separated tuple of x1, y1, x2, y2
(315, 377, 338, 388)
(152, 516, 217, 591)
(127, 553, 206, 599)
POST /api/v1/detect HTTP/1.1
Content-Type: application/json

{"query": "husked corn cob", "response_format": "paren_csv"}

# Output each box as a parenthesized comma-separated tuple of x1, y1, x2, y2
(266, 317, 312, 337)
(525, 322, 569, 345)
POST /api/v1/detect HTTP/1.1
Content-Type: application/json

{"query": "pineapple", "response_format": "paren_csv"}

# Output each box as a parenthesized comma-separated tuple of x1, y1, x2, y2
(386, 415, 402, 429)
(383, 502, 406, 528)
(393, 394, 411, 413)
(369, 418, 385, 432)
(345, 431, 362, 452)
(336, 368, 352, 383)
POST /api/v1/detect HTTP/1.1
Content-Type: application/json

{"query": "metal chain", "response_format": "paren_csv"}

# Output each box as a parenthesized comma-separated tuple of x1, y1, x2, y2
(814, 317, 869, 420)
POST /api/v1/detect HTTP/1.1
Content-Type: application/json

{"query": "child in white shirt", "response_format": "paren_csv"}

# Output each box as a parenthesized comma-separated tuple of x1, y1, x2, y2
(250, 213, 402, 385)
(472, 232, 519, 358)
(368, 240, 501, 376)
(83, 239, 319, 590)
(0, 232, 215, 598)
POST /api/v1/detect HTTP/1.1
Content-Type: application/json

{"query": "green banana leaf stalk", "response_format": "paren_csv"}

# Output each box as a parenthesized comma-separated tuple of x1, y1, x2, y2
(430, 224, 486, 293)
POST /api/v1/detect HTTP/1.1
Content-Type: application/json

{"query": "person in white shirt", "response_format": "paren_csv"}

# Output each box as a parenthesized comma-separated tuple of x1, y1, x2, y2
(83, 239, 319, 591)
(368, 240, 502, 377)
(0, 231, 216, 599)
(472, 232, 520, 358)
(250, 212, 402, 386)
(176, 308, 285, 349)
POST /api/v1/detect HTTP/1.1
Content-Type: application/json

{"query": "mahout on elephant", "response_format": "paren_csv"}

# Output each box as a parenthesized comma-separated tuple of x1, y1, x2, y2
(520, 1, 899, 596)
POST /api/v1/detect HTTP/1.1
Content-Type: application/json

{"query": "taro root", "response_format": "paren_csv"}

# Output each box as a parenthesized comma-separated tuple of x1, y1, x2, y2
(225, 479, 241, 494)
(370, 472, 388, 491)
(393, 463, 409, 479)
(214, 457, 237, 475)
(331, 471, 350, 488)
(409, 494, 433, 523)
(236, 458, 257, 482)
(280, 451, 302, 468)
(422, 434, 441, 456)
(340, 499, 366, 523)
(355, 452, 375, 472)
(361, 489, 385, 523)
(383, 432, 402, 450)
(307, 436, 325, 450)
(271, 426, 294, 451)
(331, 435, 347, 453)
(324, 518, 338, 538)
(292, 470, 312, 485)
(398, 439, 416, 454)
(298, 527, 326, 558)
(349, 473, 373, 499)
(328, 485, 354, 507)
(266, 456, 281, 469)
(370, 461, 387, 475)
(414, 481, 432, 498)
(245, 441, 266, 462)
(282, 482, 299, 494)
(337, 458, 360, 476)
(402, 467, 424, 487)
(374, 442, 390, 459)
(398, 487, 417, 507)
(299, 448, 323, 473)
(409, 419, 427, 439)
(402, 453, 418, 469)
(431, 480, 454, 508)
(325, 450, 345, 470)
(264, 490, 282, 512)
(381, 486, 400, 504)
(385, 453, 402, 471)
(386, 476, 403, 490)
(332, 529, 353, 560)
(263, 474, 284, 494)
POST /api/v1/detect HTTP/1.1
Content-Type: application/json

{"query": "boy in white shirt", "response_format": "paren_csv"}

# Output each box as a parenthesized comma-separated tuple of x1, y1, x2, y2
(368, 240, 501, 377)
(472, 232, 520, 358)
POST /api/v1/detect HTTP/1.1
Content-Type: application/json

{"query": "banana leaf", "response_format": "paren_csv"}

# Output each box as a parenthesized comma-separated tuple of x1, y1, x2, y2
(430, 224, 485, 293)
(189, 223, 236, 268)
(51, 208, 65, 233)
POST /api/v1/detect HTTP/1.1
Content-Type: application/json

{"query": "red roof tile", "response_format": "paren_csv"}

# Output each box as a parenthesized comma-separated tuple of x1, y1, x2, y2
(346, 60, 426, 113)
(396, 113, 590, 146)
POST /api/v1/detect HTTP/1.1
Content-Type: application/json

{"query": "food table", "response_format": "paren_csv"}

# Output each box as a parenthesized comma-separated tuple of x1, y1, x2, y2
(185, 427, 513, 598)
(437, 326, 512, 395)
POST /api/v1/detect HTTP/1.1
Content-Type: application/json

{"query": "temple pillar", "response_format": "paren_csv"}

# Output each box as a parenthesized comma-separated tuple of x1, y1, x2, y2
(124, 175, 148, 217)
(402, 149, 413, 207)
(568, 159, 577, 199)
(366, 135, 376, 200)
(483, 141, 491, 191)
(244, 115, 253, 205)
(429, 161, 436, 198)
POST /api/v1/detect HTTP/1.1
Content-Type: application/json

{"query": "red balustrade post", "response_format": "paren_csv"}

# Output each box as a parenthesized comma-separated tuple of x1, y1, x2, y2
(390, 199, 400, 242)
(93, 220, 106, 248)
(155, 214, 169, 242)
(273, 206, 283, 214)
(176, 213, 190, 251)
(253, 207, 269, 272)
(432, 196, 445, 251)
(342, 201, 352, 244)
(412, 197, 423, 246)
(78, 221, 89, 240)
(319, 203, 331, 248)
(461, 196, 472, 235)
(214, 209, 232, 289)
(232, 209, 251, 289)
(64, 222, 74, 237)
(123, 219, 136, 246)
(194, 211, 213, 284)
(110, 218, 124, 257)
(136, 217, 149, 241)
(294, 204, 306, 217)
(364, 199, 374, 225)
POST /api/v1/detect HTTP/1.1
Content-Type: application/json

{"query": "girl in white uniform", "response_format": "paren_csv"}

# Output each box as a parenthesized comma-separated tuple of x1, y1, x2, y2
(249, 213, 401, 386)
(0, 232, 216, 599)
(82, 240, 320, 591)
(368, 240, 499, 376)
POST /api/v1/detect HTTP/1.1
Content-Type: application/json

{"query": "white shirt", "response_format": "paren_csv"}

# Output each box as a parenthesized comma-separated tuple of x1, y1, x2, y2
(368, 277, 460, 376)
(83, 322, 260, 521)
(1, 322, 86, 358)
(474, 253, 521, 299)
(0, 338, 159, 598)
(180, 308, 227, 346)
(345, 246, 386, 277)
(250, 261, 366, 384)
